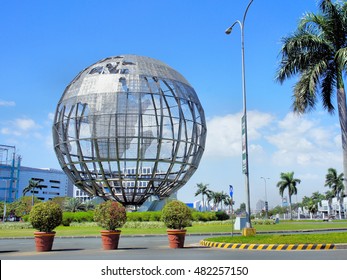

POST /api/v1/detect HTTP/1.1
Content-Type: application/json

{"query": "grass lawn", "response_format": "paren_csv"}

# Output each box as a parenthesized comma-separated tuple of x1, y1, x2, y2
(204, 232, 347, 244)
(0, 220, 346, 240)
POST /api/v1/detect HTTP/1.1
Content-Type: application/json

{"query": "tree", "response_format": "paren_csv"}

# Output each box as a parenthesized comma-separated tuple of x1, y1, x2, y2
(64, 197, 85, 212)
(194, 183, 210, 211)
(325, 189, 335, 216)
(210, 191, 223, 211)
(11, 196, 41, 217)
(22, 179, 44, 206)
(276, 0, 347, 188)
(223, 195, 233, 214)
(325, 167, 345, 219)
(302, 192, 325, 218)
(83, 200, 95, 211)
(276, 172, 301, 220)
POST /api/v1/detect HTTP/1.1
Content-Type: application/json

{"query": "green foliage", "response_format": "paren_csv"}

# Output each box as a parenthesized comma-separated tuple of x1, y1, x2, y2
(94, 201, 127, 230)
(64, 197, 86, 212)
(62, 212, 74, 226)
(29, 201, 63, 232)
(192, 211, 216, 221)
(127, 211, 162, 222)
(10, 196, 40, 217)
(215, 211, 230, 221)
(161, 200, 193, 229)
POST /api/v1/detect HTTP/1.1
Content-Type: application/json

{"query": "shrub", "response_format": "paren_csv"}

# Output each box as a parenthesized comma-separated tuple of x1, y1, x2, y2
(94, 201, 127, 230)
(192, 211, 216, 222)
(215, 211, 230, 221)
(62, 212, 74, 226)
(73, 211, 94, 223)
(161, 200, 193, 229)
(29, 201, 63, 232)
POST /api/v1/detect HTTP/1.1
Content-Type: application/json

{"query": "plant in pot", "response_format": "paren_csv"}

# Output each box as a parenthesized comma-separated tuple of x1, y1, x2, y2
(29, 201, 63, 252)
(161, 200, 193, 248)
(94, 200, 127, 250)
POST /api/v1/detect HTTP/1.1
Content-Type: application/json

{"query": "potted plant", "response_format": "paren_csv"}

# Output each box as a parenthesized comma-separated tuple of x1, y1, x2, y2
(161, 200, 193, 248)
(94, 200, 127, 250)
(29, 201, 63, 252)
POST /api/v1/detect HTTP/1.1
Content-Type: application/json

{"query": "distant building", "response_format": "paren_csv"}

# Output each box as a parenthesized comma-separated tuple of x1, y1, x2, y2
(19, 166, 73, 201)
(318, 197, 346, 218)
(0, 145, 21, 202)
(73, 185, 92, 202)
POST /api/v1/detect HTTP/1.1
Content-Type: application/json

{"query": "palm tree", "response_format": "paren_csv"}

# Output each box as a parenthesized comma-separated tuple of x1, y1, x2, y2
(325, 167, 344, 219)
(325, 190, 335, 217)
(223, 195, 233, 214)
(276, 0, 347, 185)
(22, 179, 44, 206)
(64, 197, 85, 212)
(276, 172, 301, 220)
(194, 183, 210, 211)
(209, 191, 224, 211)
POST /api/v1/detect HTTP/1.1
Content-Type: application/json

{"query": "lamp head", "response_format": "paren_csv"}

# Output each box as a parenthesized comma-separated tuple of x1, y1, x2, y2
(225, 27, 233, 35)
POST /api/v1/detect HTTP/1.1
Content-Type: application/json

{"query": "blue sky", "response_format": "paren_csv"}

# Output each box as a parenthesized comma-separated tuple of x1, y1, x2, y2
(0, 0, 342, 209)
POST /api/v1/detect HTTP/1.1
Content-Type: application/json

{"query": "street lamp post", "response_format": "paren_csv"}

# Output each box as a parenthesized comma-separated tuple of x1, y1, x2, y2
(260, 177, 270, 219)
(225, 0, 254, 228)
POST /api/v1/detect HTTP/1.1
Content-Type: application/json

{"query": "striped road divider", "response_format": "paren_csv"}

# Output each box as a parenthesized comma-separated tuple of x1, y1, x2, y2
(199, 240, 336, 250)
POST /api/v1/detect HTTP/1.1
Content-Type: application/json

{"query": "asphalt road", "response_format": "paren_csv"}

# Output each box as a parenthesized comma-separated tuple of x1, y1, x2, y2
(1, 234, 347, 260)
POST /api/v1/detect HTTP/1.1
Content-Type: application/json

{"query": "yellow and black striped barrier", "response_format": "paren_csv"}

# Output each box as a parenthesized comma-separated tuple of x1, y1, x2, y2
(200, 240, 336, 250)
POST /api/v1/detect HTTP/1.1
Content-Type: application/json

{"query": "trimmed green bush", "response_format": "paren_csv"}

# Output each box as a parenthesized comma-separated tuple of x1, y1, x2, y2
(161, 200, 193, 229)
(127, 211, 162, 222)
(215, 211, 230, 221)
(94, 201, 127, 230)
(192, 211, 216, 222)
(29, 201, 63, 232)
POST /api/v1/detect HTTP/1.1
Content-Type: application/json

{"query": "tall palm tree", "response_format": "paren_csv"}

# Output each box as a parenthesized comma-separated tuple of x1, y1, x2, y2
(276, 0, 347, 184)
(276, 172, 301, 220)
(325, 167, 344, 219)
(22, 179, 44, 206)
(194, 183, 210, 211)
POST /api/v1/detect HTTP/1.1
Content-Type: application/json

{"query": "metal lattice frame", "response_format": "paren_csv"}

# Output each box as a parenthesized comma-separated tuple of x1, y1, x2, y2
(52, 55, 206, 206)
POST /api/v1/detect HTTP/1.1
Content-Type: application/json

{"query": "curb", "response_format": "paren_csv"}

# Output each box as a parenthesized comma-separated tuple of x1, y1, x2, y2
(199, 240, 337, 250)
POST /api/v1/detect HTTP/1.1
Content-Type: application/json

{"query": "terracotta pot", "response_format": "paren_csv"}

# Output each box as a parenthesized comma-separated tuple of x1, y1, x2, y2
(100, 230, 121, 250)
(34, 231, 56, 252)
(166, 229, 187, 248)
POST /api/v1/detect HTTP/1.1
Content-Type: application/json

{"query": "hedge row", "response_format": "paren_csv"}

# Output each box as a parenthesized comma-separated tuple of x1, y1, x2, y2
(62, 211, 94, 226)
(26, 210, 231, 226)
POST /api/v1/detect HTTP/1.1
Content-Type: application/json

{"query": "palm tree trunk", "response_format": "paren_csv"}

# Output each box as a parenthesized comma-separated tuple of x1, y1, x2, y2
(337, 83, 347, 198)
(288, 191, 292, 220)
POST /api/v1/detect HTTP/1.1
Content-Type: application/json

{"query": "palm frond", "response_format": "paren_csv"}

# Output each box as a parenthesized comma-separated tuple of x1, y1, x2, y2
(320, 64, 336, 113)
(335, 47, 347, 70)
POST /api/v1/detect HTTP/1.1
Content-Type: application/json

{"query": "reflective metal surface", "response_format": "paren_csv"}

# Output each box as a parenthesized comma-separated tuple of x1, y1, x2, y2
(53, 55, 206, 205)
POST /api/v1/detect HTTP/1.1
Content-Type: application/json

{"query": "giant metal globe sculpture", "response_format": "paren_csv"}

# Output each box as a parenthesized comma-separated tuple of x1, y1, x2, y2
(53, 55, 207, 206)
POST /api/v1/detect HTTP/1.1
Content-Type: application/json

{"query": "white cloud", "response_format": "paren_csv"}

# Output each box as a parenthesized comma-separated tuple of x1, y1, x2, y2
(204, 111, 274, 157)
(266, 112, 341, 167)
(0, 100, 15, 107)
(0, 117, 41, 137)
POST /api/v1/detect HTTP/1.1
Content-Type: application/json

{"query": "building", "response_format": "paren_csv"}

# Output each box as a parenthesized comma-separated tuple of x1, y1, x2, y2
(318, 197, 347, 219)
(19, 166, 73, 202)
(0, 145, 21, 202)
(73, 185, 92, 202)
